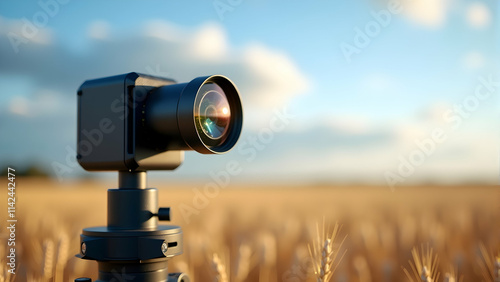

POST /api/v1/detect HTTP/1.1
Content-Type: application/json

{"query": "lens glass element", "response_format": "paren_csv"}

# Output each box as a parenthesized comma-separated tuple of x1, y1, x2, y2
(194, 83, 231, 144)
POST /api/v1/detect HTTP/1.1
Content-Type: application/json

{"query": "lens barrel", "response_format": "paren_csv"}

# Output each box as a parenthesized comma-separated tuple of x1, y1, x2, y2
(145, 75, 243, 154)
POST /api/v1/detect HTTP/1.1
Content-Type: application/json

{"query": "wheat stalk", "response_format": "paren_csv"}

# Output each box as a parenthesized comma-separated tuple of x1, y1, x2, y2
(443, 272, 455, 282)
(353, 255, 371, 282)
(55, 233, 69, 282)
(495, 256, 500, 282)
(42, 239, 55, 281)
(421, 266, 432, 282)
(234, 243, 253, 282)
(442, 265, 463, 282)
(402, 244, 440, 282)
(308, 220, 347, 282)
(258, 231, 277, 282)
(477, 242, 500, 282)
(211, 253, 228, 282)
(1, 265, 15, 282)
(27, 273, 42, 282)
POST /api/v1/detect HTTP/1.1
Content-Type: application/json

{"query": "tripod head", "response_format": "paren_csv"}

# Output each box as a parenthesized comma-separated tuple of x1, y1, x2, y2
(74, 73, 243, 282)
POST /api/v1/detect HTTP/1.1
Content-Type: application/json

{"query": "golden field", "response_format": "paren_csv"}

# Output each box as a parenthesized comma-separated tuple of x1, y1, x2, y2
(0, 178, 498, 281)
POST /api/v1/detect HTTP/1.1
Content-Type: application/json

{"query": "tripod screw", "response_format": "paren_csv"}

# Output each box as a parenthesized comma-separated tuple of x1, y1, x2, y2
(81, 242, 87, 256)
(161, 241, 168, 256)
(157, 207, 171, 221)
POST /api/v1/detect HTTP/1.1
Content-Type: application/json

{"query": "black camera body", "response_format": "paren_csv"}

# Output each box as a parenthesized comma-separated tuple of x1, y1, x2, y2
(77, 73, 182, 171)
(77, 72, 242, 171)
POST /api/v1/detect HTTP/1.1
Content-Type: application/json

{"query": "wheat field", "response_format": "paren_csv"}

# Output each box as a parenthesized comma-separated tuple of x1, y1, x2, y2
(0, 178, 498, 281)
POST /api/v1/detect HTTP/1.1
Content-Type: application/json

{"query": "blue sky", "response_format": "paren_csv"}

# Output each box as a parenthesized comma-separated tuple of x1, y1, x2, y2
(0, 0, 498, 185)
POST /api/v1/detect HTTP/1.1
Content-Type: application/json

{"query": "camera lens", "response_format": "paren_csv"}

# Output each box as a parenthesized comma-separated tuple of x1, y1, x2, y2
(179, 75, 242, 154)
(146, 75, 242, 154)
(195, 83, 230, 145)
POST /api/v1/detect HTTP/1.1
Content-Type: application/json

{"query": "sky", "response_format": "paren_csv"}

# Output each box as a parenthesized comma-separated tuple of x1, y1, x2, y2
(0, 0, 498, 186)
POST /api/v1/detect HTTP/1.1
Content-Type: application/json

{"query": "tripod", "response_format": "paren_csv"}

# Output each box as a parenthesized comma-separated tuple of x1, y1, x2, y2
(75, 171, 189, 282)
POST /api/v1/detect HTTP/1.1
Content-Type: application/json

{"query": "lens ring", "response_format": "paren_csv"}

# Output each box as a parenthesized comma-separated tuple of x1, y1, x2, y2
(177, 75, 243, 154)
(195, 85, 231, 145)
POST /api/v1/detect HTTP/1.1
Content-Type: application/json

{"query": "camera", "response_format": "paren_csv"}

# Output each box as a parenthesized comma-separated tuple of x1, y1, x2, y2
(74, 73, 243, 282)
(77, 72, 243, 171)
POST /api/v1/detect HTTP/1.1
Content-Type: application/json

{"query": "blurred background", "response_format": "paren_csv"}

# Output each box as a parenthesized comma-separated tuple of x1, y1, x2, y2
(0, 0, 498, 186)
(1, 1, 499, 281)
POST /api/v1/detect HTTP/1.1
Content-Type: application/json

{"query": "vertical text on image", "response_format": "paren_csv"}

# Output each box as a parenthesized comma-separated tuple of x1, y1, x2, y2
(6, 167, 17, 275)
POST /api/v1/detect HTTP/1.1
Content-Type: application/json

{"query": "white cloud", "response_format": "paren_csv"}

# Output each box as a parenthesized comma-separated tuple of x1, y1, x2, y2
(7, 90, 67, 117)
(9, 96, 30, 116)
(87, 20, 111, 40)
(466, 2, 491, 29)
(257, 116, 499, 185)
(243, 45, 309, 104)
(0, 19, 310, 132)
(0, 17, 496, 184)
(141, 20, 309, 114)
(360, 73, 400, 97)
(241, 44, 309, 130)
(402, 0, 449, 28)
(322, 115, 375, 135)
(143, 20, 185, 41)
(190, 22, 228, 60)
(0, 16, 52, 46)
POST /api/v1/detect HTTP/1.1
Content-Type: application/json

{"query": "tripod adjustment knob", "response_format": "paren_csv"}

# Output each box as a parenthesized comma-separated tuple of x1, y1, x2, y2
(157, 207, 171, 221)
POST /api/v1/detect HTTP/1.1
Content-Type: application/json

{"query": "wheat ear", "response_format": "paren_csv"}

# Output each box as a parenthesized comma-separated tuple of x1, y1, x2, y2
(402, 244, 440, 282)
(443, 265, 463, 282)
(55, 234, 69, 282)
(477, 242, 500, 282)
(318, 239, 333, 282)
(211, 253, 228, 282)
(42, 239, 55, 281)
(234, 243, 253, 282)
(308, 220, 347, 282)
(443, 272, 455, 282)
(421, 266, 432, 282)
